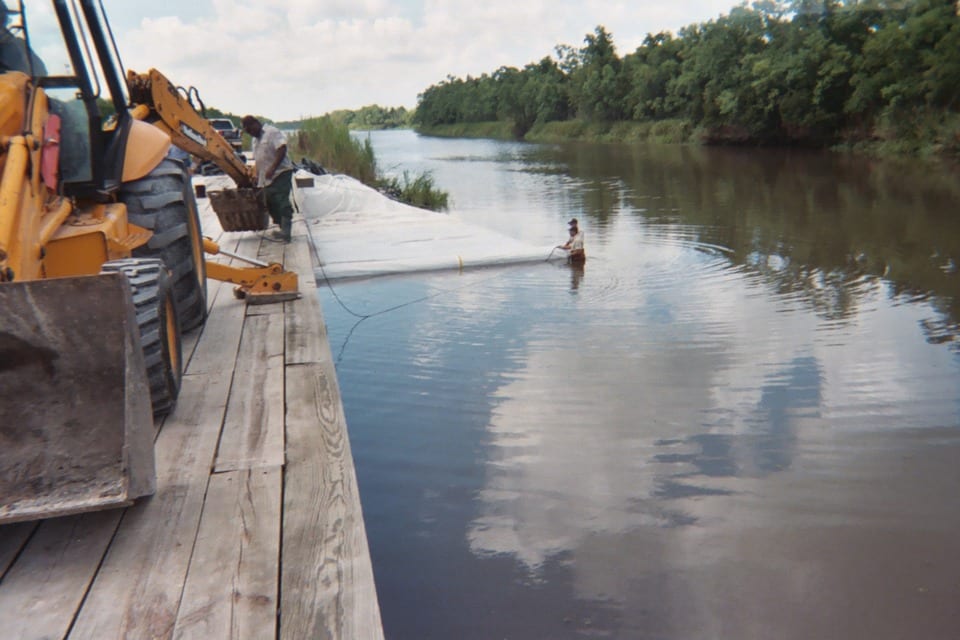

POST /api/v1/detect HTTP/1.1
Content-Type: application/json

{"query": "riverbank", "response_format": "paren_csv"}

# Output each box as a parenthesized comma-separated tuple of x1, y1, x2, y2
(415, 120, 690, 145)
(415, 117, 960, 161)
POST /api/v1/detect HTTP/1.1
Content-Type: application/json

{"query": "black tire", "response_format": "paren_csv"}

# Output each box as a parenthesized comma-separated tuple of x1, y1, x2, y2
(121, 156, 208, 332)
(102, 258, 183, 417)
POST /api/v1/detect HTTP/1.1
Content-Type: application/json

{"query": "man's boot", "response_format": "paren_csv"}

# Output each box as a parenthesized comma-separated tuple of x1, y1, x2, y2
(265, 218, 291, 243)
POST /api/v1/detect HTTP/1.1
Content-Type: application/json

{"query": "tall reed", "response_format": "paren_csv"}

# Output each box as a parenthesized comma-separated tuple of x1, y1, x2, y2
(290, 116, 377, 185)
(289, 117, 448, 211)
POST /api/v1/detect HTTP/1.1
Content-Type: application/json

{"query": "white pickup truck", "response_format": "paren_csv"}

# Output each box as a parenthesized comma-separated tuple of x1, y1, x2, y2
(208, 117, 243, 152)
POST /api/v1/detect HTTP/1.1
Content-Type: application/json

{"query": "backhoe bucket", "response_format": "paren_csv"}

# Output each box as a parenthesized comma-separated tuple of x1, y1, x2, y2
(209, 187, 269, 231)
(0, 274, 156, 524)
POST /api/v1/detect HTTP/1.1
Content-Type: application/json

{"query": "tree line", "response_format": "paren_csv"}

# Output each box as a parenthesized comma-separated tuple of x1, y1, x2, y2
(275, 105, 410, 131)
(329, 105, 412, 129)
(412, 0, 960, 153)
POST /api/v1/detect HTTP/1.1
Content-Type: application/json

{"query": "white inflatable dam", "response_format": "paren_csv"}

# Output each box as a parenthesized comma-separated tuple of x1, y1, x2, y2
(292, 173, 563, 281)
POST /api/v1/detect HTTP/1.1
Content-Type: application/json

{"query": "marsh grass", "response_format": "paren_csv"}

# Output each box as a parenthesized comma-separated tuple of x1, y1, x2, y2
(835, 109, 960, 159)
(416, 119, 695, 145)
(415, 121, 516, 140)
(290, 117, 377, 184)
(526, 119, 695, 143)
(289, 117, 449, 211)
(378, 171, 449, 211)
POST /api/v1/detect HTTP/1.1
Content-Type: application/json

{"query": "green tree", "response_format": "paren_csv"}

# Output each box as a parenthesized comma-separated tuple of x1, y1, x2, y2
(528, 56, 573, 124)
(570, 26, 628, 121)
(411, 0, 960, 155)
(670, 8, 769, 135)
(623, 32, 685, 119)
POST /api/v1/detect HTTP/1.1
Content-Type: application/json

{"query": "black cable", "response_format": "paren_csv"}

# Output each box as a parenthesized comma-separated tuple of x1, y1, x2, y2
(333, 316, 368, 365)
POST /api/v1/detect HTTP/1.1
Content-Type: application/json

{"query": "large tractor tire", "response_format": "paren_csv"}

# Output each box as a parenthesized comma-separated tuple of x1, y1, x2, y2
(102, 258, 182, 417)
(120, 156, 208, 332)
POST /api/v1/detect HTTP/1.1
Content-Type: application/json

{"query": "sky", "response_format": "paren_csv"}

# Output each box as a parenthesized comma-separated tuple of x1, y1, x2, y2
(88, 1, 741, 121)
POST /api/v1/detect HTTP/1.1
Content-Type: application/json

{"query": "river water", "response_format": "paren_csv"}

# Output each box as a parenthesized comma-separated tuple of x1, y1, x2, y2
(322, 130, 960, 640)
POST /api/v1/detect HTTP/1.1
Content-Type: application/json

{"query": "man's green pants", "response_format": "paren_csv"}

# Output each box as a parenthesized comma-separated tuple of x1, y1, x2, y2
(265, 170, 294, 239)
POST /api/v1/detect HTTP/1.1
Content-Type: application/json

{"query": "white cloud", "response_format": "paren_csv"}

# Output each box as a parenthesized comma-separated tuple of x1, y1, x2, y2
(102, 0, 738, 120)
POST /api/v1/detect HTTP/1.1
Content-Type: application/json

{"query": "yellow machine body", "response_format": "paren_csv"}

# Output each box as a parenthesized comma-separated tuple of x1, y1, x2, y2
(0, 1, 297, 524)
(1, 273, 156, 523)
(0, 68, 161, 523)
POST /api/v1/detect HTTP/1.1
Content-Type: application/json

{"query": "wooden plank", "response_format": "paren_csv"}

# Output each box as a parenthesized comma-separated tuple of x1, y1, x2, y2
(180, 277, 232, 367)
(68, 371, 232, 640)
(234, 231, 263, 265)
(196, 200, 221, 236)
(280, 362, 383, 640)
(0, 511, 121, 640)
(290, 219, 318, 288)
(186, 278, 246, 377)
(279, 231, 382, 638)
(283, 298, 326, 365)
(257, 233, 284, 265)
(0, 521, 35, 576)
(172, 467, 281, 640)
(283, 237, 325, 366)
(180, 325, 203, 365)
(215, 313, 285, 473)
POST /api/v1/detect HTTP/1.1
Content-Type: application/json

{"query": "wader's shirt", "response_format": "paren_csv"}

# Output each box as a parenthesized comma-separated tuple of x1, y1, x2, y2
(252, 124, 294, 187)
(569, 231, 584, 252)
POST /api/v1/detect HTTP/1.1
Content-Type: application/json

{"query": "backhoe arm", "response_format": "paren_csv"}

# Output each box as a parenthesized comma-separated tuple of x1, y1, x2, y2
(126, 68, 254, 189)
(125, 70, 295, 299)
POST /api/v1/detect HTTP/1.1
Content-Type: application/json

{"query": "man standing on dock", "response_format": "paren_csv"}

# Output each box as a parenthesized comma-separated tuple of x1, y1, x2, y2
(242, 115, 295, 243)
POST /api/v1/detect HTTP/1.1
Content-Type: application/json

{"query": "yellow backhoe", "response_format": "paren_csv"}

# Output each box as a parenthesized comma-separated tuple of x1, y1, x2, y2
(0, 0, 299, 524)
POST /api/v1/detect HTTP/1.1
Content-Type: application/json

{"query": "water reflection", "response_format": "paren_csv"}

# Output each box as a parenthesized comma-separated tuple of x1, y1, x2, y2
(568, 262, 585, 291)
(333, 131, 960, 639)
(461, 263, 959, 636)
(527, 142, 960, 344)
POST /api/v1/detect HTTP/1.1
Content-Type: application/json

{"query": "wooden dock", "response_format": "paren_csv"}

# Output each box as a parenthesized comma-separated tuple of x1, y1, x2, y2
(0, 188, 383, 639)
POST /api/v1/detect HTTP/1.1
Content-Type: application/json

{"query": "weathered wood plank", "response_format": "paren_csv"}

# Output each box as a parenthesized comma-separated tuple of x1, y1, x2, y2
(172, 467, 281, 640)
(281, 360, 383, 639)
(257, 233, 284, 266)
(279, 232, 381, 638)
(283, 297, 327, 365)
(180, 277, 233, 367)
(196, 199, 222, 237)
(0, 521, 35, 577)
(0, 511, 121, 640)
(186, 277, 246, 377)
(215, 313, 285, 473)
(289, 220, 318, 288)
(180, 326, 203, 366)
(67, 371, 232, 640)
(233, 230, 263, 265)
(283, 237, 326, 366)
(256, 227, 287, 263)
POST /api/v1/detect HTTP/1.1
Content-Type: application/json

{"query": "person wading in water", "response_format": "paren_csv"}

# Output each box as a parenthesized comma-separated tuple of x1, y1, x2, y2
(558, 218, 586, 264)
